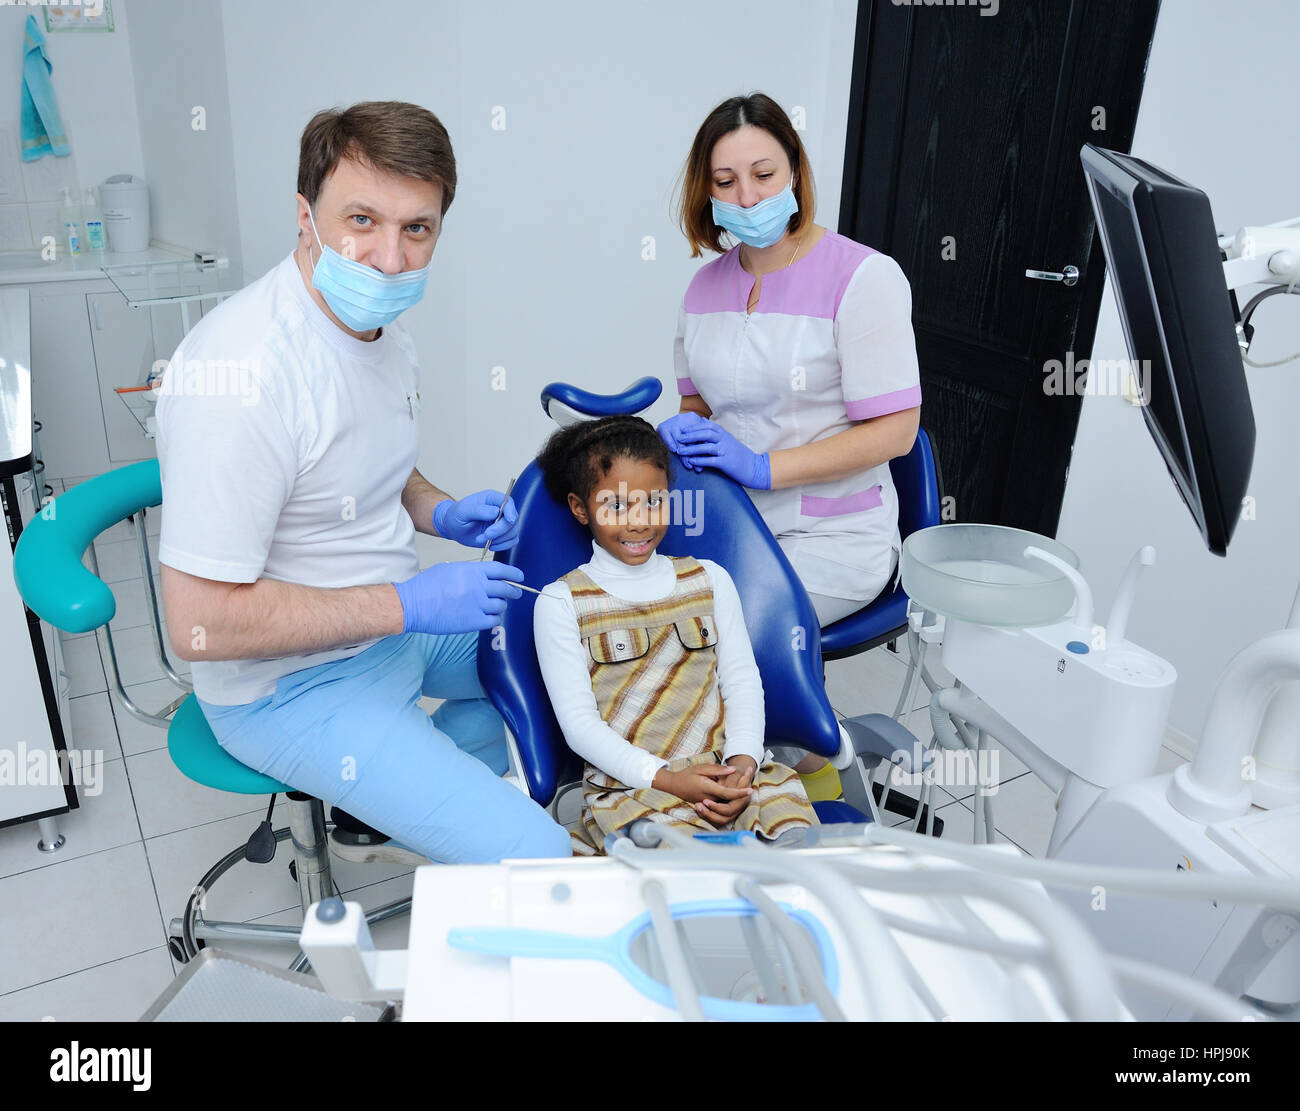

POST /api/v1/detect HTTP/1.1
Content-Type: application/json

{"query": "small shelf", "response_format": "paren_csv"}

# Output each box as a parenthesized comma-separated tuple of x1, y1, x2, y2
(114, 384, 159, 439)
(101, 255, 237, 308)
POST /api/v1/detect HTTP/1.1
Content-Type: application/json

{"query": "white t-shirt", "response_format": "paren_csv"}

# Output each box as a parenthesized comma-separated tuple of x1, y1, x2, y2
(156, 252, 422, 705)
(532, 541, 766, 790)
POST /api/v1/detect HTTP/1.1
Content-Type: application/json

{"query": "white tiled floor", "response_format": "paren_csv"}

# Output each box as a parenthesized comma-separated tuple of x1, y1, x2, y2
(0, 487, 1191, 1019)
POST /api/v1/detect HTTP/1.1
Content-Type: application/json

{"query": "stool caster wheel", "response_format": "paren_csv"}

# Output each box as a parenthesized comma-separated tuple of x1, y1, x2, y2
(288, 859, 297, 883)
(168, 935, 205, 963)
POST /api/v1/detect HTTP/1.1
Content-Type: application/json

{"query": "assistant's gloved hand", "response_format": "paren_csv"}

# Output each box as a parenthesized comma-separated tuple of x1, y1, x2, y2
(433, 490, 520, 550)
(661, 413, 771, 490)
(393, 561, 525, 634)
(656, 411, 708, 473)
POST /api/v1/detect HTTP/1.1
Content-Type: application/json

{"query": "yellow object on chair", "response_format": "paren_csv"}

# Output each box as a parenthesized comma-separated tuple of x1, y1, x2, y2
(798, 761, 843, 803)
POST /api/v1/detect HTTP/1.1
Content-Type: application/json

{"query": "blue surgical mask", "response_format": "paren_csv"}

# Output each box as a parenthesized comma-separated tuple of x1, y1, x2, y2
(710, 181, 799, 248)
(306, 207, 431, 332)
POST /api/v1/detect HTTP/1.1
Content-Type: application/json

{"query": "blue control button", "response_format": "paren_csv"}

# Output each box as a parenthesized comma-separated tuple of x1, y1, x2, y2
(316, 896, 346, 923)
(1066, 640, 1089, 654)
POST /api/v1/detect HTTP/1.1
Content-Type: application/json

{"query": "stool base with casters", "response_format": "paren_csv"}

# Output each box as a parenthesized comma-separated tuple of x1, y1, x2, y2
(165, 696, 412, 973)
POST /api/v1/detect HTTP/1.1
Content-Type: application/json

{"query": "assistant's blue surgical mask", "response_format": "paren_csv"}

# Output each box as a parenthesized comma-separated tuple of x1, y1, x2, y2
(710, 181, 799, 248)
(306, 206, 431, 332)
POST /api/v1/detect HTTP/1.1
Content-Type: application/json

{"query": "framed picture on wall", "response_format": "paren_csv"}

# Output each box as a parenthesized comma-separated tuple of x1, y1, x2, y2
(44, 2, 115, 33)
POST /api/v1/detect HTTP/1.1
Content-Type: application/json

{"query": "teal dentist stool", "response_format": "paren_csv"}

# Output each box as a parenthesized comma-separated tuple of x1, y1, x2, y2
(12, 459, 411, 969)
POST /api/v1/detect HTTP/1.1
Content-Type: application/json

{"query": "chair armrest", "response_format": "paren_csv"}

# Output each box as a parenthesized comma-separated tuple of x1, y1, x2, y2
(13, 460, 161, 633)
(840, 713, 932, 773)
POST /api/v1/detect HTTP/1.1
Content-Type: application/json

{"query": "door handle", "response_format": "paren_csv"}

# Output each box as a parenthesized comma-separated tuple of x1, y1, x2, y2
(1025, 264, 1079, 286)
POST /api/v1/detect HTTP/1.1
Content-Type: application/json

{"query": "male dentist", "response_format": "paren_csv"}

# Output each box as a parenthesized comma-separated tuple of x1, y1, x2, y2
(157, 101, 571, 863)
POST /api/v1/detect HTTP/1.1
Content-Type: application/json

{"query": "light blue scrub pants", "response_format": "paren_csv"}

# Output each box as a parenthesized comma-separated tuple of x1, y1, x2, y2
(196, 631, 572, 864)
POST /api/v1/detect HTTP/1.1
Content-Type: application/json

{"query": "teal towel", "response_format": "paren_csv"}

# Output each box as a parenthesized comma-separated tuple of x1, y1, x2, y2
(21, 13, 69, 162)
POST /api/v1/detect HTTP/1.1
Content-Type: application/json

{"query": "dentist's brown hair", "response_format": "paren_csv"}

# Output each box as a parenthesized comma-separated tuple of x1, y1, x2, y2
(298, 100, 457, 217)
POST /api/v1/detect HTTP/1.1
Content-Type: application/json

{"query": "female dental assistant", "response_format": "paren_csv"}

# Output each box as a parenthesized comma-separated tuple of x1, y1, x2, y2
(156, 101, 570, 864)
(661, 93, 921, 631)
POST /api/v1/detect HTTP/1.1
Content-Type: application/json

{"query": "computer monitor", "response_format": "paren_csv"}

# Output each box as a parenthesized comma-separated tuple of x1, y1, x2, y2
(1080, 143, 1255, 556)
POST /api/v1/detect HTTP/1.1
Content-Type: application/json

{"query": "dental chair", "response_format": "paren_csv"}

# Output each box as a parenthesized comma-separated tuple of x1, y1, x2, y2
(11, 461, 411, 969)
(819, 427, 942, 660)
(477, 379, 931, 831)
(818, 427, 947, 825)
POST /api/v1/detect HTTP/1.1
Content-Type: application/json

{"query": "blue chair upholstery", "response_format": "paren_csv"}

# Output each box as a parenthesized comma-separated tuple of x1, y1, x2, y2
(819, 428, 942, 659)
(477, 455, 843, 808)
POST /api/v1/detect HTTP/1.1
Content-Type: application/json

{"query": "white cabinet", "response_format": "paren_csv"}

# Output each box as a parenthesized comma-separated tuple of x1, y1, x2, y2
(14, 470, 71, 738)
(28, 284, 112, 479)
(27, 279, 187, 482)
(0, 524, 74, 827)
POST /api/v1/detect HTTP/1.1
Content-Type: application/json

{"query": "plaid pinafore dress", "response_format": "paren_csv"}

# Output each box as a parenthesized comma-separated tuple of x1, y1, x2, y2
(564, 556, 816, 855)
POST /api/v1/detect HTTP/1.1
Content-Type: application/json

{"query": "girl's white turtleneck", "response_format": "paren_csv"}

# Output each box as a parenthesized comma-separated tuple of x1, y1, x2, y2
(532, 539, 766, 789)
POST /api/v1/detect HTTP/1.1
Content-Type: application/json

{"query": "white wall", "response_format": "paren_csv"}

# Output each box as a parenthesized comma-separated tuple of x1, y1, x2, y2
(125, 0, 244, 281)
(448, 0, 856, 496)
(0, 3, 146, 251)
(1058, 0, 1300, 741)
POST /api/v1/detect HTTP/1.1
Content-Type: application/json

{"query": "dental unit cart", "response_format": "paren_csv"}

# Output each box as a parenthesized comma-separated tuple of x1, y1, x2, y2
(876, 143, 1300, 1020)
(897, 522, 1298, 1019)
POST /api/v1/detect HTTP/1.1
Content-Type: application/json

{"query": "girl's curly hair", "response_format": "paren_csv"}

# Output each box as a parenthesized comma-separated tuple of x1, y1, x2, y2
(535, 415, 671, 505)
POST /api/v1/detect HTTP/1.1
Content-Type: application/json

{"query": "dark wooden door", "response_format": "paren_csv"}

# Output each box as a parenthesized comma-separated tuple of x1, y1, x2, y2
(839, 0, 1160, 535)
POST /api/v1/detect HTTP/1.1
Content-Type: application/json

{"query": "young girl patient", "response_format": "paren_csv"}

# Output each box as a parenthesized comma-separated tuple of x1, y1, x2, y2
(532, 415, 818, 855)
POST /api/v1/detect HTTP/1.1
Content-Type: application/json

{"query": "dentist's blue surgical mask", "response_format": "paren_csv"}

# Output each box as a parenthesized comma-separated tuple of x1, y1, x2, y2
(306, 206, 431, 332)
(710, 181, 799, 248)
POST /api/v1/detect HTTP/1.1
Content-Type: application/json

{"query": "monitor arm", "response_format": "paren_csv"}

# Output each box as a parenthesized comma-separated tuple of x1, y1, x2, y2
(1219, 217, 1300, 292)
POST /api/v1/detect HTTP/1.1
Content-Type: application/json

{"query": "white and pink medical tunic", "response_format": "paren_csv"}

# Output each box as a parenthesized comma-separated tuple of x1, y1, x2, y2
(674, 231, 922, 606)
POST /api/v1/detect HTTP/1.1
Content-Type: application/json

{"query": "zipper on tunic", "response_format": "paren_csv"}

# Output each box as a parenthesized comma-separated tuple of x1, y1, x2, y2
(731, 313, 749, 444)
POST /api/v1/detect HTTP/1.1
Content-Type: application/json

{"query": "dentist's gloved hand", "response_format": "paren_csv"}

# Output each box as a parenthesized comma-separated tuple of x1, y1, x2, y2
(393, 561, 525, 634)
(433, 490, 521, 551)
(660, 413, 771, 490)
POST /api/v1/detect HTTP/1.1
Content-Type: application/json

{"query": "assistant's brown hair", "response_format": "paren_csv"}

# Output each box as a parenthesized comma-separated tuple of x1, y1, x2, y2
(297, 101, 457, 217)
(676, 92, 815, 258)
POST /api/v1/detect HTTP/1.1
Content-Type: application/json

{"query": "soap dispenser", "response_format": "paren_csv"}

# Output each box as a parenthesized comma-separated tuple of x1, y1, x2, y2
(58, 187, 83, 257)
(82, 186, 106, 252)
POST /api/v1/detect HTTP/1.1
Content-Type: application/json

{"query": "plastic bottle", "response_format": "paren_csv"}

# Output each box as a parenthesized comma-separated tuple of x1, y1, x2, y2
(59, 186, 83, 257)
(82, 186, 106, 252)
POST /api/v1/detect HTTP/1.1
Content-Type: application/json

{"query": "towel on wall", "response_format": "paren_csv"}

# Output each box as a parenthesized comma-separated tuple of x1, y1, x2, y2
(21, 13, 69, 162)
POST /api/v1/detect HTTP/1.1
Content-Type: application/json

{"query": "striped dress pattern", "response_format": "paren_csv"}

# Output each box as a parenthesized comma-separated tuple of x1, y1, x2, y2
(563, 556, 817, 854)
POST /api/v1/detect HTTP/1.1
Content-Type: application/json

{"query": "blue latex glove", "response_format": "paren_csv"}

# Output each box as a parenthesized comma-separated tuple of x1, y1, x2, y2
(663, 413, 771, 490)
(393, 561, 525, 634)
(433, 490, 521, 550)
(656, 411, 708, 473)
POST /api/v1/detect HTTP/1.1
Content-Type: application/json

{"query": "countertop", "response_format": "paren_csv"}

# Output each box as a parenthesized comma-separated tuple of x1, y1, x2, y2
(0, 243, 202, 286)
